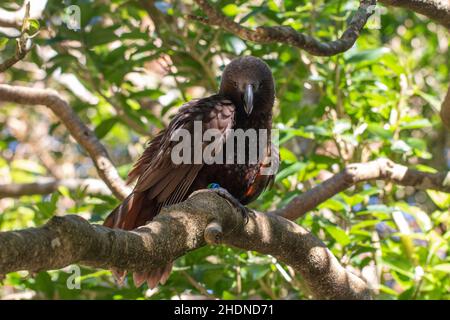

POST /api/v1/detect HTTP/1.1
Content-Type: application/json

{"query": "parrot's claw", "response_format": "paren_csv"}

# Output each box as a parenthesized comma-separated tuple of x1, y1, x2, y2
(209, 186, 252, 224)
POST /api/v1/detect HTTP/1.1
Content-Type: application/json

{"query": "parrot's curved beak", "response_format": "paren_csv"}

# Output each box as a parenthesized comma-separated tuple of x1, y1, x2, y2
(243, 84, 254, 115)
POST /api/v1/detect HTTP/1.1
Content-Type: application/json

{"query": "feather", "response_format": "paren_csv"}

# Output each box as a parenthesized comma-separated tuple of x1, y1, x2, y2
(103, 96, 236, 231)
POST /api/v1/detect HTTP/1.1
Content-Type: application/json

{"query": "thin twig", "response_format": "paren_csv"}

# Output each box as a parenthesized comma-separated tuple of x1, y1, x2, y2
(180, 270, 217, 299)
(0, 2, 34, 73)
(191, 0, 377, 56)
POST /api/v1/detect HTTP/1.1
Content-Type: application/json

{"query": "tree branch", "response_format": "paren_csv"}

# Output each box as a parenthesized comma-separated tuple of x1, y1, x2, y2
(274, 158, 450, 221)
(0, 190, 371, 300)
(191, 0, 376, 56)
(0, 2, 34, 73)
(0, 178, 111, 198)
(0, 84, 131, 200)
(379, 0, 450, 29)
(0, 34, 32, 73)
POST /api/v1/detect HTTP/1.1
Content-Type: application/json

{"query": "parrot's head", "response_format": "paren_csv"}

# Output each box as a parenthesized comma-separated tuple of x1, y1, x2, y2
(220, 56, 275, 117)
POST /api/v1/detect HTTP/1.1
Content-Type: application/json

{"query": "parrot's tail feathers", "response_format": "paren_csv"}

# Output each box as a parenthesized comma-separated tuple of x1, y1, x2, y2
(103, 192, 153, 230)
(133, 272, 148, 288)
(104, 192, 170, 289)
(146, 262, 173, 289)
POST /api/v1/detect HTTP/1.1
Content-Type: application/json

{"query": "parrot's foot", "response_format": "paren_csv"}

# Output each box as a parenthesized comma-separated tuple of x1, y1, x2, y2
(204, 184, 253, 224)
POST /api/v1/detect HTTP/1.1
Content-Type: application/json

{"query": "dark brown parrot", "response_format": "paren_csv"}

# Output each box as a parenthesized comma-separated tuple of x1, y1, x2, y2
(104, 56, 278, 288)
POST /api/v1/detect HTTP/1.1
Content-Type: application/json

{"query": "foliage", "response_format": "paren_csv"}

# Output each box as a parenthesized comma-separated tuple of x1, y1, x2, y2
(0, 0, 449, 300)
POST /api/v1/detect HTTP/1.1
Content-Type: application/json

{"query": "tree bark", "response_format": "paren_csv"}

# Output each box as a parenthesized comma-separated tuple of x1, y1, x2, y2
(0, 190, 371, 300)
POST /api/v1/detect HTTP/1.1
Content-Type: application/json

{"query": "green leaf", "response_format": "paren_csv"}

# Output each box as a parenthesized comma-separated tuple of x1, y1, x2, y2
(398, 286, 415, 300)
(399, 119, 431, 130)
(0, 37, 9, 48)
(35, 193, 59, 219)
(248, 265, 270, 280)
(27, 19, 40, 34)
(324, 225, 350, 246)
(279, 147, 297, 163)
(415, 91, 442, 110)
(434, 264, 450, 273)
(367, 123, 392, 139)
(222, 4, 240, 16)
(304, 125, 331, 137)
(379, 284, 398, 296)
(382, 256, 414, 278)
(57, 186, 71, 199)
(391, 140, 412, 153)
(340, 193, 364, 206)
(333, 119, 352, 135)
(319, 198, 347, 211)
(12, 159, 46, 175)
(345, 47, 390, 64)
(222, 290, 237, 299)
(126, 99, 140, 110)
(279, 127, 314, 142)
(95, 117, 118, 139)
(85, 26, 119, 47)
(275, 162, 306, 182)
(351, 220, 379, 232)
(426, 190, 450, 210)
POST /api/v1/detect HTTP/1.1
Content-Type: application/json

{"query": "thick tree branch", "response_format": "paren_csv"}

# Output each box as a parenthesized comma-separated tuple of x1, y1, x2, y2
(191, 0, 376, 56)
(0, 84, 131, 200)
(0, 178, 111, 198)
(379, 0, 450, 29)
(0, 191, 371, 300)
(274, 158, 450, 221)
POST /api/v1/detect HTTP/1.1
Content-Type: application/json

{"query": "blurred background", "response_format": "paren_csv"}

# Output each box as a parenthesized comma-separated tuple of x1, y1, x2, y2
(0, 0, 448, 299)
